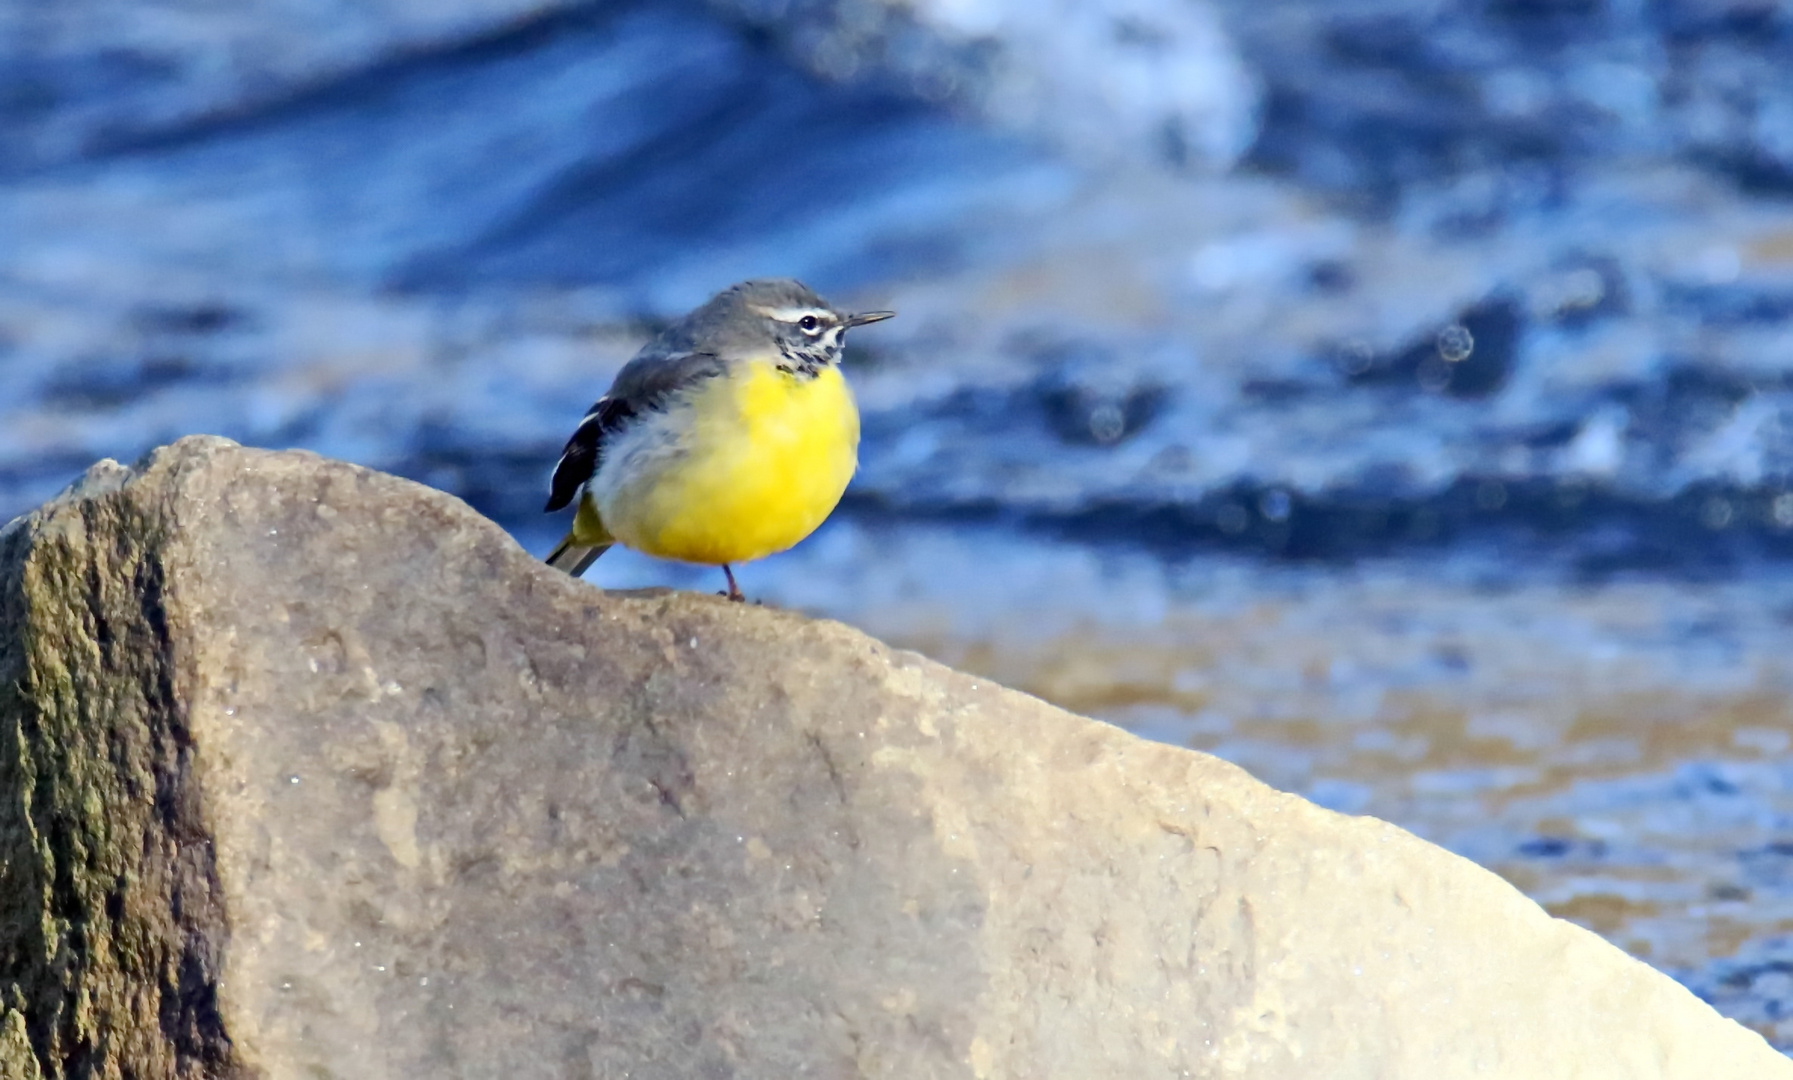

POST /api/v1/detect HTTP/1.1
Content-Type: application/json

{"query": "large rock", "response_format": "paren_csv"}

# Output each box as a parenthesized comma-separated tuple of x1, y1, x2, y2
(0, 436, 1783, 1079)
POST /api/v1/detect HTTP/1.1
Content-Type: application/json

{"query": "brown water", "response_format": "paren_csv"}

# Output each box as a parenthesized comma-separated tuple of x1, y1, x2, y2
(535, 517, 1793, 1047)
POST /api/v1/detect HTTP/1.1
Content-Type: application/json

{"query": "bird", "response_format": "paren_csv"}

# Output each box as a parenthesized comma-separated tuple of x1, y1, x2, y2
(543, 279, 895, 601)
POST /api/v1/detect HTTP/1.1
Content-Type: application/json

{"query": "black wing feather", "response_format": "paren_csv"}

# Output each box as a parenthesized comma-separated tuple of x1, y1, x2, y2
(544, 396, 631, 511)
(543, 350, 728, 513)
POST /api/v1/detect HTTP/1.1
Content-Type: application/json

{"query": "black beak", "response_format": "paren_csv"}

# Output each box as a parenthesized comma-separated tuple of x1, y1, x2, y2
(844, 310, 896, 328)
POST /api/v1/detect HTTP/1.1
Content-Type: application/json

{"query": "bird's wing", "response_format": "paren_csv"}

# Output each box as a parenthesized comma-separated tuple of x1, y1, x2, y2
(544, 349, 729, 512)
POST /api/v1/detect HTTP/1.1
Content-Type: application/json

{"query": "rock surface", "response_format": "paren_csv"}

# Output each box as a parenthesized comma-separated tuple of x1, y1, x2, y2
(0, 436, 1784, 1078)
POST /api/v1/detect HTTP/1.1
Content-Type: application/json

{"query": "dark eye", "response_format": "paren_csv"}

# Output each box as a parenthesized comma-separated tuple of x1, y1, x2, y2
(798, 315, 821, 333)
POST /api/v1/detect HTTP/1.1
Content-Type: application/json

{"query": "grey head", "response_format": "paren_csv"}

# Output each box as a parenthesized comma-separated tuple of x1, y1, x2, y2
(670, 278, 894, 376)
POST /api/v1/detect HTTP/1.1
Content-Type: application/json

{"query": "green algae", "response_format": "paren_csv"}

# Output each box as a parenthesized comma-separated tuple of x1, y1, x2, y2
(0, 454, 236, 1080)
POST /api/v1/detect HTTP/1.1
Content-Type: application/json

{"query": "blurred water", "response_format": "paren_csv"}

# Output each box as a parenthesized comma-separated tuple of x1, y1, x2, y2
(9, 0, 1793, 1052)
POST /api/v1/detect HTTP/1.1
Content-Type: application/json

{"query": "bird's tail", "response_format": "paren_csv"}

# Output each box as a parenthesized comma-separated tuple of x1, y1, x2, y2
(546, 535, 612, 577)
(548, 496, 614, 577)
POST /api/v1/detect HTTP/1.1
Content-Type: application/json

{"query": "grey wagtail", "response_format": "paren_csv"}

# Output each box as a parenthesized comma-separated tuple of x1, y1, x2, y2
(543, 279, 894, 600)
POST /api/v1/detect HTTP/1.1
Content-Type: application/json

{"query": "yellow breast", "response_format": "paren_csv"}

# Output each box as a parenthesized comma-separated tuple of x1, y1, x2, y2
(595, 360, 860, 566)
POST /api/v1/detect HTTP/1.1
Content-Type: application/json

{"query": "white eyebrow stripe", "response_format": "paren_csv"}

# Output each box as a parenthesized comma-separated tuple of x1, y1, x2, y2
(751, 305, 834, 323)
